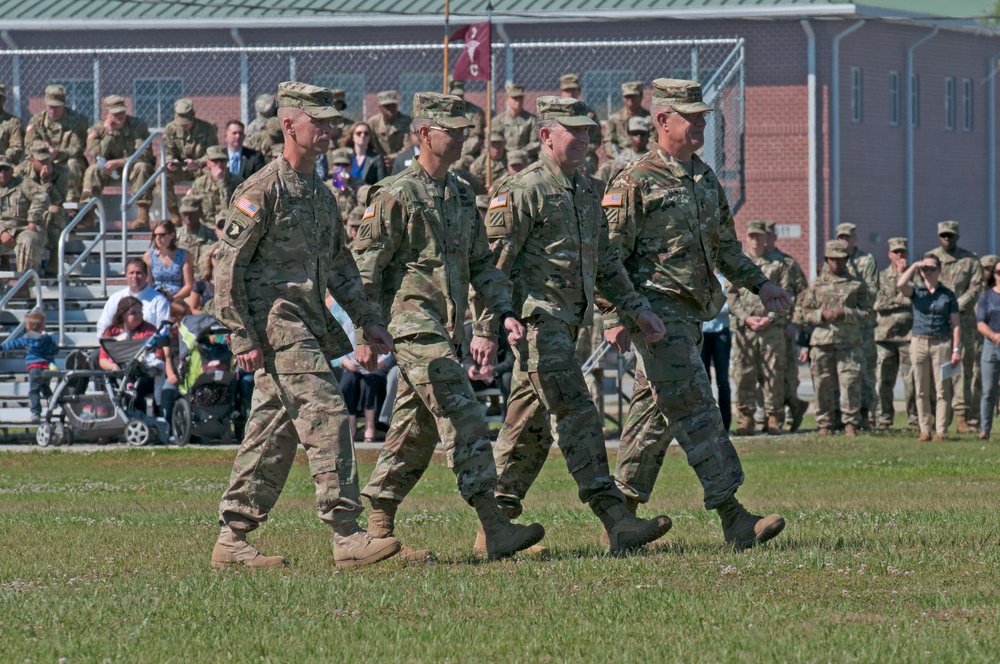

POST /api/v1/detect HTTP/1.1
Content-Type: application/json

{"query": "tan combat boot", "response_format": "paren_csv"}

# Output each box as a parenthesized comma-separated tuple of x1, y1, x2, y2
(844, 423, 858, 437)
(211, 525, 286, 569)
(473, 497, 545, 561)
(472, 502, 549, 557)
(765, 414, 783, 436)
(716, 495, 785, 551)
(956, 412, 976, 434)
(368, 499, 433, 562)
(593, 497, 672, 555)
(734, 415, 756, 436)
(331, 521, 400, 568)
(599, 497, 672, 551)
(128, 202, 151, 231)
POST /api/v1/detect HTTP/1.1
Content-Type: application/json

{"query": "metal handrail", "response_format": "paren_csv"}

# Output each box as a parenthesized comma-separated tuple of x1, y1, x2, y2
(121, 131, 168, 266)
(0, 269, 43, 345)
(57, 199, 108, 346)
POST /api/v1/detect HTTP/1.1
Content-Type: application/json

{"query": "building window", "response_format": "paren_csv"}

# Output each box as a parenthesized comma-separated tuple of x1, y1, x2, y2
(910, 74, 920, 128)
(945, 77, 955, 131)
(51, 79, 95, 125)
(314, 74, 366, 119)
(888, 71, 900, 126)
(134, 78, 184, 129)
(963, 78, 973, 131)
(582, 70, 636, 122)
(851, 67, 863, 123)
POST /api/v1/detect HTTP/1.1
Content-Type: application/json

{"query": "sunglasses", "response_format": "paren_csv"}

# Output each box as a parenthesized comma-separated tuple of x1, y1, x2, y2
(354, 130, 370, 136)
(429, 125, 470, 138)
(920, 266, 939, 272)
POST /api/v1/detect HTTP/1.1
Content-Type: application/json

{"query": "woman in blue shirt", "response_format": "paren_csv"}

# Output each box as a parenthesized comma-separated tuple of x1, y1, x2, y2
(343, 122, 387, 191)
(975, 258, 1000, 439)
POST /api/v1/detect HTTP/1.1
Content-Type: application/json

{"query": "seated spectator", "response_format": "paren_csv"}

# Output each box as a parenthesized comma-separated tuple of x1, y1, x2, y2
(159, 299, 189, 432)
(342, 122, 387, 191)
(144, 221, 193, 302)
(98, 296, 160, 415)
(328, 294, 390, 441)
(0, 309, 58, 423)
(461, 320, 514, 417)
(96, 257, 170, 337)
(175, 195, 216, 269)
(187, 242, 219, 314)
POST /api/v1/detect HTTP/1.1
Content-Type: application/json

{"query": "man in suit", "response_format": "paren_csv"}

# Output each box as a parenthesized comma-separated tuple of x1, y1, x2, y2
(223, 120, 266, 182)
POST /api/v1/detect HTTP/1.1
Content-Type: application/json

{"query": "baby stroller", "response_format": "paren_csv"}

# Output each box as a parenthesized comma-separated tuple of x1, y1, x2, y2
(35, 324, 172, 447)
(171, 314, 239, 444)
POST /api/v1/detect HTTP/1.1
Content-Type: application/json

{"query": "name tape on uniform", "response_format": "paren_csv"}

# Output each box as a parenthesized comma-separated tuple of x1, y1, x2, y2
(601, 192, 624, 207)
(488, 194, 508, 210)
(235, 197, 260, 218)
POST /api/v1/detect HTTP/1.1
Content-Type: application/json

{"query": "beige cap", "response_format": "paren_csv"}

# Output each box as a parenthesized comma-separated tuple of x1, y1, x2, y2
(835, 222, 857, 237)
(621, 81, 644, 97)
(276, 82, 341, 120)
(627, 116, 651, 133)
(104, 95, 127, 114)
(746, 220, 769, 235)
(825, 239, 850, 258)
(205, 145, 228, 161)
(559, 73, 581, 91)
(179, 195, 202, 214)
(652, 78, 712, 113)
(174, 98, 195, 119)
(938, 220, 960, 236)
(536, 96, 597, 128)
(44, 85, 67, 107)
(505, 83, 525, 98)
(411, 93, 475, 129)
(888, 237, 908, 252)
(377, 90, 400, 106)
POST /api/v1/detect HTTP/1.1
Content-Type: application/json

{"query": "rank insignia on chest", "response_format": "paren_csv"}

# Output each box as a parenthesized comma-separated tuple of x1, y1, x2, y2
(602, 192, 624, 207)
(234, 197, 260, 218)
(362, 204, 376, 221)
(488, 194, 508, 210)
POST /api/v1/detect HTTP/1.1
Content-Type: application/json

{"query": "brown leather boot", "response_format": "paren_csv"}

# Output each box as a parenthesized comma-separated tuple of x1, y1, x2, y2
(473, 503, 549, 557)
(128, 202, 151, 231)
(368, 500, 433, 562)
(716, 495, 785, 551)
(734, 415, 756, 436)
(331, 521, 400, 568)
(956, 412, 977, 434)
(765, 414, 783, 436)
(593, 497, 672, 555)
(473, 497, 545, 561)
(211, 526, 286, 569)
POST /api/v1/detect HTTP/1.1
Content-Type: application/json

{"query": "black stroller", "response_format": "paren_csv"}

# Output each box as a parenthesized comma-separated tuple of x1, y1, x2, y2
(170, 314, 240, 444)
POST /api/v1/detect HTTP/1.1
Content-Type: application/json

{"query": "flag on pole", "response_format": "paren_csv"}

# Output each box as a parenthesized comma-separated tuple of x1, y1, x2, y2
(450, 21, 491, 81)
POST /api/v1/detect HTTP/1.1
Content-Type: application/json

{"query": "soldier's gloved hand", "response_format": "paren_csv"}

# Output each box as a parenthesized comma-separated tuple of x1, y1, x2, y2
(470, 335, 498, 374)
(604, 325, 631, 353)
(236, 348, 264, 373)
(502, 315, 525, 345)
(758, 281, 793, 313)
(636, 310, 665, 343)
(364, 324, 395, 355)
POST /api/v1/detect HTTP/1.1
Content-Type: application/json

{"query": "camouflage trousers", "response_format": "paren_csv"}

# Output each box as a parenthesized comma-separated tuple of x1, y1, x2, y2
(218, 341, 362, 532)
(809, 344, 862, 429)
(83, 161, 155, 205)
(860, 326, 877, 417)
(362, 334, 497, 506)
(731, 324, 785, 418)
(876, 340, 917, 428)
(0, 225, 45, 274)
(784, 335, 803, 408)
(615, 319, 745, 510)
(951, 318, 979, 422)
(493, 315, 623, 513)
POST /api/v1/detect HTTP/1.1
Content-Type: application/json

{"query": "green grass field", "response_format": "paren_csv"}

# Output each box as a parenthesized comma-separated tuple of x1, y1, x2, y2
(1, 432, 998, 662)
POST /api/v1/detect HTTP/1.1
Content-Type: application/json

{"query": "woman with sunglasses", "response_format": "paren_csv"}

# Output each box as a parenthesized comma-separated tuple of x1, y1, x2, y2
(143, 221, 194, 302)
(975, 256, 1000, 440)
(340, 122, 386, 191)
(898, 253, 961, 441)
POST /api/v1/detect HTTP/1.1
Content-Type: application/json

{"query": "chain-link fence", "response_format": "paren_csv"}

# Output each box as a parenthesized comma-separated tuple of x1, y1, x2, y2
(0, 37, 744, 208)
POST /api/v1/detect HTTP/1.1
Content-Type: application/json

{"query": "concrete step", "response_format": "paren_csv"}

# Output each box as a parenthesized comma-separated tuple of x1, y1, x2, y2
(0, 407, 34, 424)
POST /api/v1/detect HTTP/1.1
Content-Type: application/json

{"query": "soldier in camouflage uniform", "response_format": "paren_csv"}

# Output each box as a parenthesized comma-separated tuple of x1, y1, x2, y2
(558, 73, 601, 174)
(873, 237, 917, 429)
(469, 129, 507, 195)
(15, 142, 74, 277)
(595, 115, 651, 182)
(482, 96, 671, 554)
(245, 93, 276, 137)
(354, 92, 545, 561)
(729, 220, 793, 436)
(835, 223, 879, 429)
(602, 81, 651, 161)
(603, 78, 789, 551)
(212, 82, 400, 570)
(930, 220, 983, 432)
(795, 239, 872, 436)
(190, 145, 240, 228)
(174, 195, 216, 270)
(0, 85, 24, 163)
(491, 84, 538, 156)
(82, 95, 155, 229)
(162, 98, 218, 224)
(366, 90, 412, 169)
(326, 147, 357, 219)
(448, 79, 486, 168)
(245, 116, 284, 162)
(0, 156, 49, 277)
(24, 85, 88, 194)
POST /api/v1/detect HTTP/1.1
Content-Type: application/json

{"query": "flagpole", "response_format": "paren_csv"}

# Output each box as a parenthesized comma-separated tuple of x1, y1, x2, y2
(485, 2, 493, 191)
(443, 0, 451, 93)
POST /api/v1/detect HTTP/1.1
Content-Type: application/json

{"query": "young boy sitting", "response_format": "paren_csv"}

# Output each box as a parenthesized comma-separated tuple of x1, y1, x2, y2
(1, 310, 59, 422)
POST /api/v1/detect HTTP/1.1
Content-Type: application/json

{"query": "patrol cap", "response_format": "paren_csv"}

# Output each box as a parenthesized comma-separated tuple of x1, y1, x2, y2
(276, 82, 341, 120)
(254, 93, 276, 116)
(265, 116, 283, 138)
(174, 98, 195, 119)
(44, 85, 67, 107)
(489, 128, 506, 142)
(412, 92, 475, 129)
(29, 141, 52, 161)
(560, 73, 581, 91)
(536, 96, 597, 128)
(448, 79, 466, 97)
(348, 205, 365, 226)
(652, 78, 712, 113)
(104, 95, 127, 114)
(357, 184, 373, 205)
(825, 239, 850, 258)
(377, 89, 400, 106)
(475, 194, 490, 210)
(507, 149, 528, 166)
(205, 145, 228, 162)
(763, 220, 777, 234)
(505, 83, 525, 98)
(0, 156, 14, 170)
(330, 88, 347, 106)
(835, 222, 857, 237)
(746, 220, 769, 236)
(627, 115, 651, 133)
(330, 147, 352, 166)
(981, 254, 998, 268)
(938, 220, 960, 236)
(622, 81, 644, 97)
(179, 195, 202, 214)
(888, 237, 908, 252)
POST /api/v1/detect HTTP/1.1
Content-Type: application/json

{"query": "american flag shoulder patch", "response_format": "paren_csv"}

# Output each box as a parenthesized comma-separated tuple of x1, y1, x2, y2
(601, 192, 624, 207)
(235, 197, 260, 218)
(488, 194, 508, 210)
(362, 204, 376, 221)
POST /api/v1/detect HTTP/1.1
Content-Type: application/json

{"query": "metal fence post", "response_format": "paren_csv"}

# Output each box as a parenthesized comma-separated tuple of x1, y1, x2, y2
(240, 50, 249, 126)
(92, 55, 101, 121)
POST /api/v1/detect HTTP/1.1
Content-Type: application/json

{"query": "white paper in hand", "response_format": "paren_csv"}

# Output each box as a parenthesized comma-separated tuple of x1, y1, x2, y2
(940, 361, 961, 381)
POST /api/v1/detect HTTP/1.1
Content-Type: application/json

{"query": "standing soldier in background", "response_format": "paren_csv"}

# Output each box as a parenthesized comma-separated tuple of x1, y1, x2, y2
(174, 195, 216, 270)
(191, 145, 241, 225)
(212, 82, 400, 570)
(0, 85, 24, 163)
(448, 79, 486, 168)
(604, 78, 790, 551)
(162, 98, 218, 224)
(367, 90, 412, 170)
(15, 142, 73, 277)
(469, 129, 507, 195)
(836, 223, 878, 429)
(729, 220, 793, 436)
(874, 237, 917, 430)
(82, 95, 154, 230)
(557, 73, 601, 173)
(795, 239, 872, 436)
(25, 85, 88, 195)
(595, 116, 651, 182)
(763, 220, 810, 430)
(491, 84, 537, 155)
(602, 81, 650, 160)
(0, 156, 49, 279)
(245, 93, 275, 136)
(930, 220, 982, 433)
(245, 116, 284, 162)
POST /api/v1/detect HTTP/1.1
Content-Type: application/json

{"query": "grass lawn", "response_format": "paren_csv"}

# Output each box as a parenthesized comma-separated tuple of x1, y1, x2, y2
(1, 431, 998, 662)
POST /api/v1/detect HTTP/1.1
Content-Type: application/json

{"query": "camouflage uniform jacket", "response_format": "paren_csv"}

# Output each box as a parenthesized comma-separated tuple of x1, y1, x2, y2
(0, 111, 24, 162)
(873, 266, 913, 344)
(485, 152, 649, 328)
(490, 110, 537, 152)
(176, 224, 217, 269)
(162, 118, 219, 164)
(191, 171, 240, 223)
(353, 159, 514, 346)
(86, 116, 153, 165)
(461, 100, 487, 161)
(728, 253, 793, 327)
(366, 112, 413, 161)
(25, 109, 88, 163)
(602, 148, 766, 326)
(929, 245, 982, 318)
(469, 152, 506, 193)
(244, 131, 282, 160)
(765, 247, 809, 297)
(0, 176, 49, 232)
(14, 161, 73, 210)
(846, 247, 878, 323)
(595, 146, 649, 183)
(602, 107, 651, 158)
(794, 267, 872, 346)
(214, 156, 380, 360)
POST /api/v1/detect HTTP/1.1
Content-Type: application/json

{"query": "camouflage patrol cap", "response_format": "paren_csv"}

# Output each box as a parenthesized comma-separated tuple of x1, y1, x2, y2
(746, 220, 769, 236)
(652, 78, 712, 113)
(254, 93, 276, 116)
(938, 220, 960, 236)
(265, 116, 283, 138)
(0, 156, 13, 170)
(205, 145, 228, 162)
(377, 90, 400, 106)
(507, 149, 528, 166)
(981, 254, 998, 268)
(825, 239, 850, 258)
(536, 96, 597, 128)
(174, 98, 195, 119)
(763, 220, 777, 234)
(449, 79, 466, 97)
(276, 82, 341, 120)
(45, 85, 67, 107)
(104, 95, 127, 114)
(835, 222, 857, 237)
(627, 115, 651, 133)
(330, 88, 347, 106)
(412, 92, 475, 129)
(330, 147, 353, 166)
(29, 141, 52, 161)
(489, 128, 506, 142)
(622, 81, 644, 97)
(179, 195, 202, 214)
(888, 237, 908, 252)
(505, 83, 525, 98)
(560, 73, 581, 91)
